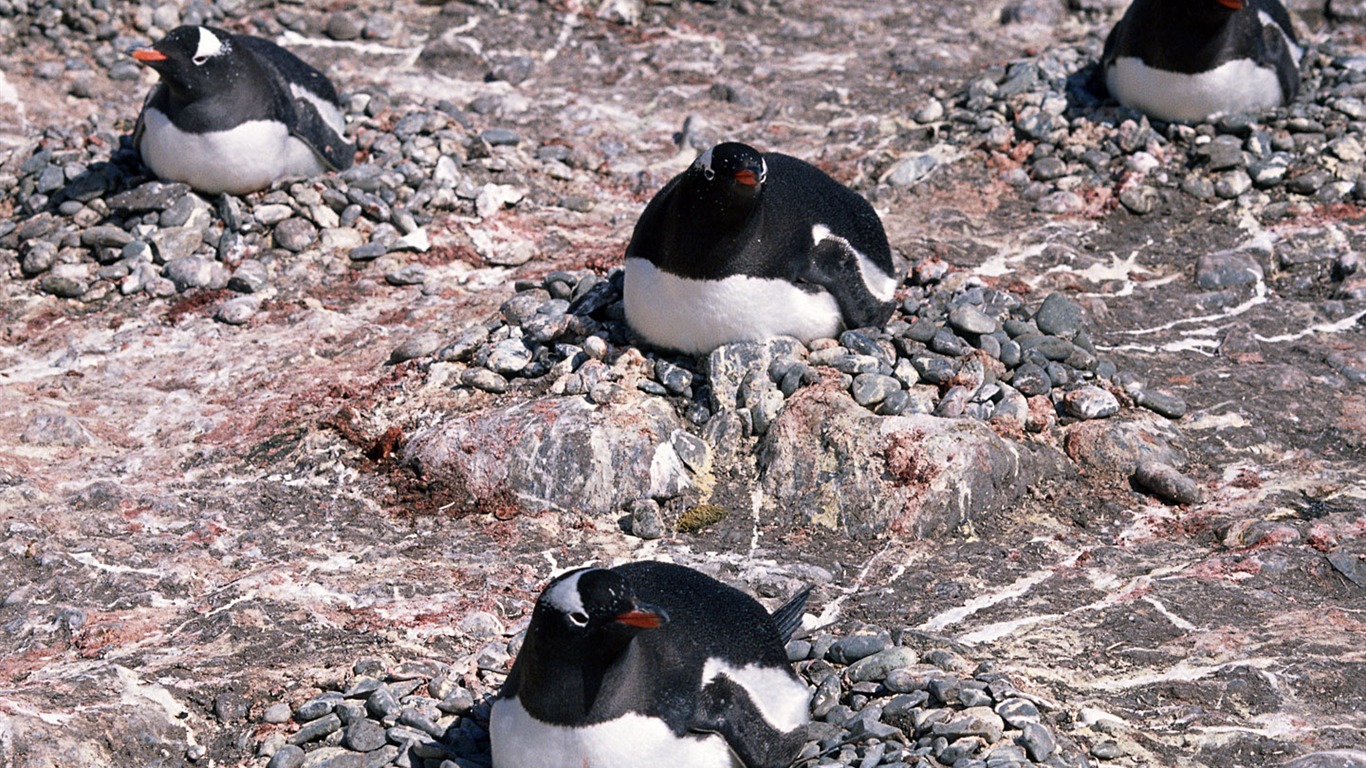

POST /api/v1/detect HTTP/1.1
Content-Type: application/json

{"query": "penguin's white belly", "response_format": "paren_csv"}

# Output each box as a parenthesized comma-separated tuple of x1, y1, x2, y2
(490, 699, 739, 768)
(624, 257, 842, 355)
(1105, 57, 1285, 123)
(138, 108, 325, 195)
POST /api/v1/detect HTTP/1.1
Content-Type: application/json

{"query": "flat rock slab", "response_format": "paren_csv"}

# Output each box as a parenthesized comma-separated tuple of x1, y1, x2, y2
(760, 384, 1071, 537)
(402, 395, 695, 516)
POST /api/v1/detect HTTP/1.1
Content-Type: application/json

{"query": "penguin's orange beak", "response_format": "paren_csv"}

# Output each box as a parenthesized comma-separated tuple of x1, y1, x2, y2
(615, 608, 667, 629)
(131, 48, 168, 62)
(733, 169, 760, 187)
(1215, 0, 1244, 9)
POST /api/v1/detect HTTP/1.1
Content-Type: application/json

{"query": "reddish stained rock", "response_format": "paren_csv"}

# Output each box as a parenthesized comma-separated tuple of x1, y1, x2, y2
(1065, 411, 1188, 476)
(757, 385, 1069, 538)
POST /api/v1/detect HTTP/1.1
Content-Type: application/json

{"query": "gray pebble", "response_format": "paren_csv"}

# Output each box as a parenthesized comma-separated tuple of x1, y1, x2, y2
(850, 373, 902, 407)
(385, 264, 428, 287)
(389, 335, 441, 365)
(227, 259, 269, 294)
(1133, 461, 1204, 505)
(1011, 363, 1051, 397)
(266, 744, 305, 768)
(1134, 388, 1187, 419)
(1021, 720, 1056, 761)
(1091, 740, 1124, 760)
(948, 304, 997, 335)
(462, 368, 510, 394)
(216, 296, 258, 325)
(629, 498, 665, 540)
(1062, 385, 1119, 420)
(264, 703, 293, 724)
(288, 713, 341, 745)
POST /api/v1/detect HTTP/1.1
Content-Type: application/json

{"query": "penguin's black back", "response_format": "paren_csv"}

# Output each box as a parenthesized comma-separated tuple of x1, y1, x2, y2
(1102, 0, 1298, 75)
(629, 152, 893, 284)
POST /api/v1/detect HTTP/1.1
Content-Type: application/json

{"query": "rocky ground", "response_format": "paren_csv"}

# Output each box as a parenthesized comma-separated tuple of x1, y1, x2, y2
(2, 1, 1365, 767)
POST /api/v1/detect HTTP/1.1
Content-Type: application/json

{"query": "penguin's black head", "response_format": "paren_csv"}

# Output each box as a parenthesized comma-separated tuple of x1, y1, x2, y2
(692, 142, 768, 199)
(535, 567, 668, 642)
(131, 25, 240, 99)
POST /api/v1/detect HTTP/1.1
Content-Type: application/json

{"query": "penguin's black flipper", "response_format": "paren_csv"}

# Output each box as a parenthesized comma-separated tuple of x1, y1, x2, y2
(801, 237, 897, 331)
(290, 96, 355, 170)
(769, 586, 811, 645)
(689, 675, 810, 768)
(1260, 21, 1300, 104)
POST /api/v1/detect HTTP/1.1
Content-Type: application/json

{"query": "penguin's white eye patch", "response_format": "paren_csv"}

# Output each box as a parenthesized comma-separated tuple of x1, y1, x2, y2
(568, 611, 589, 627)
(193, 27, 225, 64)
(703, 168, 716, 181)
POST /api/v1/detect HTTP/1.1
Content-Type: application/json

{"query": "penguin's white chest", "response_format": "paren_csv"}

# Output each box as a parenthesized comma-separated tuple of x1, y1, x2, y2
(489, 698, 739, 768)
(1105, 56, 1285, 123)
(623, 257, 842, 355)
(137, 107, 326, 195)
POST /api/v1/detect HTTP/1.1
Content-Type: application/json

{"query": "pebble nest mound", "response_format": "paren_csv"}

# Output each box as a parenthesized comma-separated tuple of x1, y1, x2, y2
(913, 32, 1366, 219)
(257, 604, 1096, 768)
(435, 261, 1187, 435)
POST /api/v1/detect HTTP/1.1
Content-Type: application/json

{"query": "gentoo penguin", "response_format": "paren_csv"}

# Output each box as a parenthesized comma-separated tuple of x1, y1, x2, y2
(623, 142, 900, 355)
(131, 25, 354, 195)
(1100, 0, 1302, 123)
(490, 561, 812, 768)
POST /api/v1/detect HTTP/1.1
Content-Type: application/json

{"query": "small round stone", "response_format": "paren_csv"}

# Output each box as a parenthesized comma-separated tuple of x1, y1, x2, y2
(1062, 385, 1120, 420)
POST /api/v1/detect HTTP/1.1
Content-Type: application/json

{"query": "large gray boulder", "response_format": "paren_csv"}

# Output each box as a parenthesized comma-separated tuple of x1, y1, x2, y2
(758, 384, 1068, 538)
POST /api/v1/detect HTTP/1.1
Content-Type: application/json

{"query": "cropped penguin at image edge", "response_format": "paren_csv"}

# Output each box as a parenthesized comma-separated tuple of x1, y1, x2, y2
(131, 25, 354, 196)
(622, 141, 901, 355)
(489, 560, 813, 768)
(1100, 0, 1302, 123)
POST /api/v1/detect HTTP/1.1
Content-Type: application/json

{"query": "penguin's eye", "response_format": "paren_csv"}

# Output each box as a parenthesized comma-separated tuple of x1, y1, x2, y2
(192, 55, 208, 65)
(568, 611, 589, 627)
(702, 168, 715, 181)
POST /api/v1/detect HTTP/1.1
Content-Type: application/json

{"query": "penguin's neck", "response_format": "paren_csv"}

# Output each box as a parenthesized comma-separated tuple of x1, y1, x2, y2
(517, 634, 636, 723)
(656, 186, 760, 278)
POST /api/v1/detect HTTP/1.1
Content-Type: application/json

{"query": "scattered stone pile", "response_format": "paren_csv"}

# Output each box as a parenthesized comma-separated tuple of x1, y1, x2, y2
(892, 37, 1366, 217)
(431, 261, 1186, 433)
(258, 622, 1095, 768)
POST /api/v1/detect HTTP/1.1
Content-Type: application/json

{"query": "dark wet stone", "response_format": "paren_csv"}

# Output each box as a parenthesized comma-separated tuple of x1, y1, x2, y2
(214, 691, 249, 724)
(1133, 461, 1203, 505)
(348, 242, 389, 262)
(904, 318, 939, 342)
(1011, 363, 1051, 396)
(342, 719, 386, 752)
(911, 353, 957, 384)
(296, 696, 338, 722)
(1288, 169, 1332, 195)
(1033, 293, 1083, 339)
(1197, 248, 1264, 289)
(364, 685, 401, 719)
(827, 630, 892, 664)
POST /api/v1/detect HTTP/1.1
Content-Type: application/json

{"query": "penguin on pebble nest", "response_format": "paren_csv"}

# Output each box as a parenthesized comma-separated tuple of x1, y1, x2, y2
(490, 560, 813, 768)
(1100, 0, 1302, 123)
(131, 25, 353, 195)
(622, 141, 900, 355)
